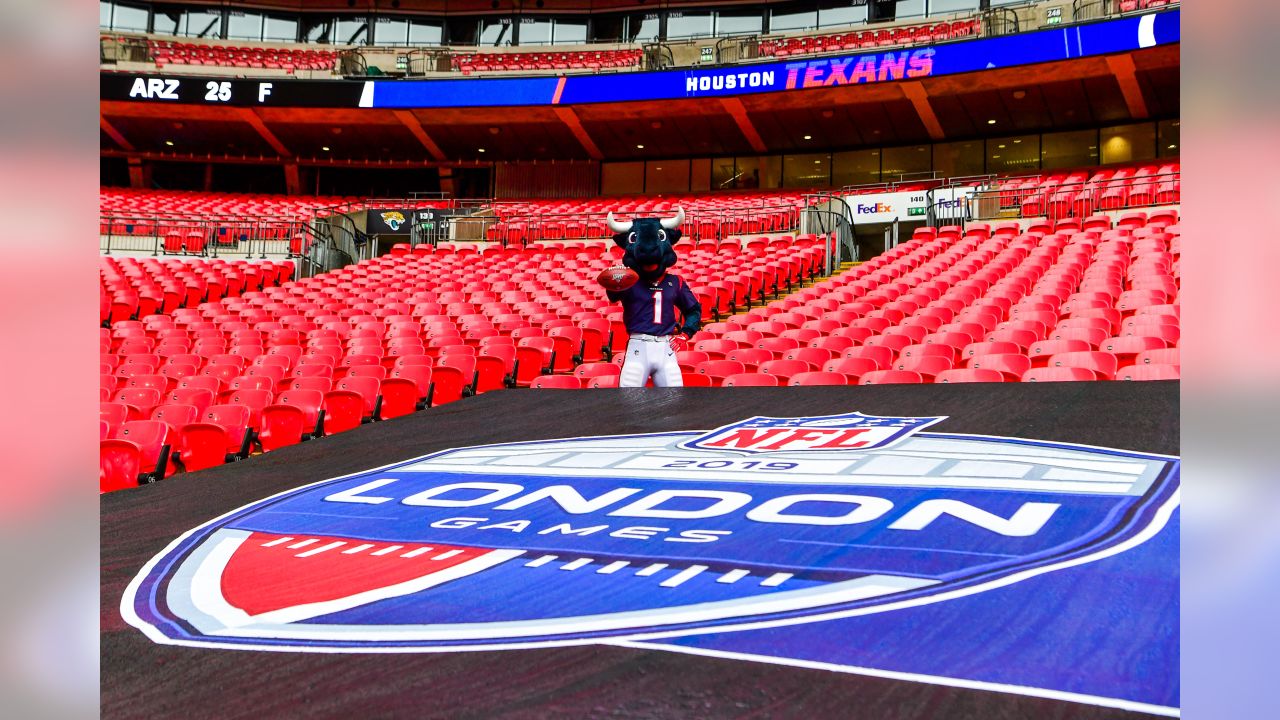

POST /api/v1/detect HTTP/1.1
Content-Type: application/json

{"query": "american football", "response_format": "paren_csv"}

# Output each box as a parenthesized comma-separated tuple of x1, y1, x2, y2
(597, 265, 639, 292)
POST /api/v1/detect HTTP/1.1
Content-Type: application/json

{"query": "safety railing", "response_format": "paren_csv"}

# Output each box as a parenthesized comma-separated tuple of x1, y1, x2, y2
(100, 34, 152, 64)
(966, 170, 1181, 221)
(99, 214, 309, 259)
(642, 42, 675, 71)
(802, 193, 857, 271)
(1073, 0, 1179, 23)
(483, 203, 804, 247)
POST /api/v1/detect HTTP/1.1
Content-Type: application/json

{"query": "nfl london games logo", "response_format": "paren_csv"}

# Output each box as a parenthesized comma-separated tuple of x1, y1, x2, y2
(678, 412, 946, 454)
(122, 409, 1178, 657)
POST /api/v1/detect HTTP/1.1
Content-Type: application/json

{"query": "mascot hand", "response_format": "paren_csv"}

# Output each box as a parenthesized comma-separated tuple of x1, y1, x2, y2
(669, 335, 689, 354)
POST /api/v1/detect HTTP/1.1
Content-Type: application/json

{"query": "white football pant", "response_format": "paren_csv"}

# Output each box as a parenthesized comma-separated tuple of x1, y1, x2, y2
(619, 335, 684, 388)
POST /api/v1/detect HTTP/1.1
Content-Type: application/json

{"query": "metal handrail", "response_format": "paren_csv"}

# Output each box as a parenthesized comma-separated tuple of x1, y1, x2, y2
(1072, 0, 1115, 22)
(336, 48, 369, 76)
(484, 203, 804, 246)
(802, 192, 857, 270)
(979, 6, 1021, 37)
(641, 41, 675, 70)
(99, 212, 309, 259)
(967, 170, 1181, 221)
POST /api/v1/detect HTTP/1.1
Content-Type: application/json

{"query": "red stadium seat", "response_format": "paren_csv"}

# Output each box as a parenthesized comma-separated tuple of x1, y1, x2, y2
(858, 370, 924, 385)
(788, 371, 849, 386)
(695, 360, 747, 386)
(100, 440, 143, 493)
(1116, 364, 1180, 381)
(935, 369, 1006, 384)
(258, 404, 307, 451)
(1050, 351, 1119, 380)
(722, 372, 779, 387)
(531, 375, 582, 389)
(1021, 367, 1098, 382)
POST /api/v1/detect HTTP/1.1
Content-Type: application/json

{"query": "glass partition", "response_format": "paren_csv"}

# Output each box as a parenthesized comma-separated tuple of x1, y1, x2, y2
(478, 17, 513, 46)
(932, 140, 983, 178)
(832, 149, 881, 186)
(817, 1, 869, 29)
(783, 153, 832, 188)
(771, 2, 818, 32)
(881, 144, 932, 180)
(408, 19, 443, 45)
(519, 17, 553, 44)
(1040, 129, 1098, 170)
(335, 16, 369, 45)
(227, 11, 265, 40)
(690, 158, 712, 192)
(985, 135, 1040, 173)
(553, 19, 587, 44)
(1100, 123, 1156, 164)
(715, 10, 763, 36)
(1157, 119, 1180, 158)
(647, 160, 692, 193)
(373, 17, 409, 45)
(264, 14, 298, 42)
(667, 11, 715, 39)
(602, 162, 645, 196)
(711, 157, 737, 190)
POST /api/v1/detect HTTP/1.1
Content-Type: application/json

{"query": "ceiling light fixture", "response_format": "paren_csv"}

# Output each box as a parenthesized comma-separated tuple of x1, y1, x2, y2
(478, 148, 486, 153)
(998, 144, 1006, 149)
(1168, 144, 1177, 149)
(636, 144, 644, 149)
(987, 119, 997, 125)
(1013, 139, 1022, 144)
(321, 146, 330, 151)
(803, 135, 812, 140)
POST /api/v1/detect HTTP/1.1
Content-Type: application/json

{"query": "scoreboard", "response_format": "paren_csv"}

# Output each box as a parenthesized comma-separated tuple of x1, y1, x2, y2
(101, 74, 367, 107)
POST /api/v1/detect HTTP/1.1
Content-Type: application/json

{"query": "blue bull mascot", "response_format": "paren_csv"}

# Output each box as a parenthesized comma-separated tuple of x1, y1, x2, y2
(602, 207, 702, 388)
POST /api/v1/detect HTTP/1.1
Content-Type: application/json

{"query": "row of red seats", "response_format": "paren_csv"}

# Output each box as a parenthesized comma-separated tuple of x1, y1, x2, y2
(1120, 0, 1176, 11)
(761, 19, 980, 59)
(997, 163, 1180, 219)
(541, 209, 1179, 388)
(489, 191, 811, 242)
(454, 49, 641, 74)
(101, 189, 358, 225)
(100, 239, 826, 490)
(101, 257, 294, 325)
(147, 38, 337, 72)
(529, 345, 1179, 389)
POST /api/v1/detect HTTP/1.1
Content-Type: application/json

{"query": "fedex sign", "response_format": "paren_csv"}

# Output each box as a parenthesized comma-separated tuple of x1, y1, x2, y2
(857, 202, 894, 215)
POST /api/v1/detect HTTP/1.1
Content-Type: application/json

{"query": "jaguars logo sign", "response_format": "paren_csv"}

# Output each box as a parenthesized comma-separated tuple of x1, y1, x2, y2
(380, 211, 406, 231)
(378, 210, 404, 229)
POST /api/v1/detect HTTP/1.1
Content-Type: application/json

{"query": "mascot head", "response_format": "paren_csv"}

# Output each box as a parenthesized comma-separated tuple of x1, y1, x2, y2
(607, 207, 684, 284)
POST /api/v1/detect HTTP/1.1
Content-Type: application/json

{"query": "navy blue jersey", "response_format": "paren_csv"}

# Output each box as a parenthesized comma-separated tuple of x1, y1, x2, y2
(607, 273, 701, 337)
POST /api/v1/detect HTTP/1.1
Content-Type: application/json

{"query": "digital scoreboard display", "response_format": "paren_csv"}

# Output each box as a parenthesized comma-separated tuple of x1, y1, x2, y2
(100, 74, 368, 107)
(100, 9, 1178, 110)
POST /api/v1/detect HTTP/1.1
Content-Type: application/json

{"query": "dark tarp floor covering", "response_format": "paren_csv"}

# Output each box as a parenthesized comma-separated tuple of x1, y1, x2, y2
(102, 381, 1178, 720)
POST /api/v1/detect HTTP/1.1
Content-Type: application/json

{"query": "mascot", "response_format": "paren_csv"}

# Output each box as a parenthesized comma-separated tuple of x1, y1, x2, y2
(600, 207, 701, 388)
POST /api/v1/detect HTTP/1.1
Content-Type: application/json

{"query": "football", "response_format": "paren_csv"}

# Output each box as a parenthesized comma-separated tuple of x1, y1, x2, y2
(597, 266, 639, 292)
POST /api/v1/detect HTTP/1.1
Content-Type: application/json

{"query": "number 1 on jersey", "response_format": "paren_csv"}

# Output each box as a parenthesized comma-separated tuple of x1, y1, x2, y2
(652, 290, 663, 323)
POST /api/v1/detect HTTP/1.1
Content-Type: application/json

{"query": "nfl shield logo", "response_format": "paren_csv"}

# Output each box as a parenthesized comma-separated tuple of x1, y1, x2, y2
(679, 412, 947, 454)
